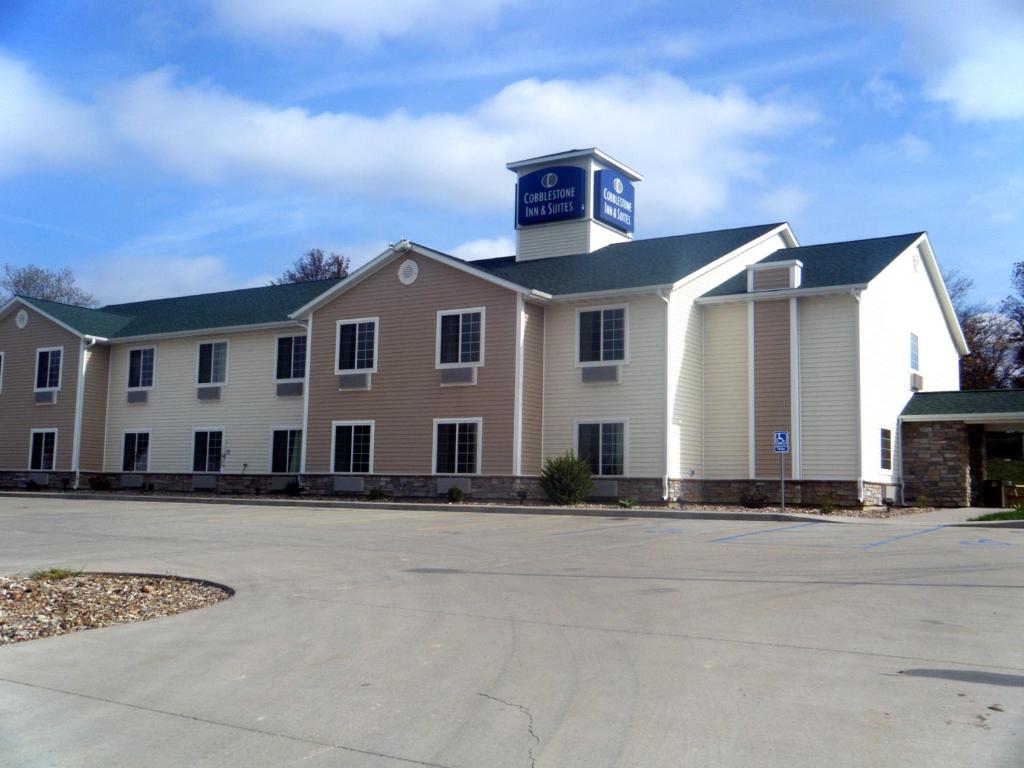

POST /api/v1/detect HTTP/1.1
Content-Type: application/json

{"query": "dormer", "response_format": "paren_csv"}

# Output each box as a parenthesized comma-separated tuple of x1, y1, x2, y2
(506, 148, 643, 261)
(746, 259, 803, 292)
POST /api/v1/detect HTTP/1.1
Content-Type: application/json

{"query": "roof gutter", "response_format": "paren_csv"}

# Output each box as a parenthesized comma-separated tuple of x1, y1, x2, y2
(696, 283, 869, 305)
(900, 412, 1024, 423)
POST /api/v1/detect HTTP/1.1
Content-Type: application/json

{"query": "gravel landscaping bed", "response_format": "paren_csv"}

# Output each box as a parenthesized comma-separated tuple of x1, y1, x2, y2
(0, 572, 231, 645)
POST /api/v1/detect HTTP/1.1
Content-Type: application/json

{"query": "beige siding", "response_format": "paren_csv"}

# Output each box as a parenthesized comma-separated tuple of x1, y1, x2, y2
(306, 254, 518, 475)
(752, 267, 790, 291)
(103, 327, 306, 472)
(516, 220, 590, 261)
(754, 300, 792, 479)
(0, 303, 80, 470)
(799, 296, 859, 480)
(79, 344, 109, 471)
(702, 303, 748, 478)
(521, 301, 545, 475)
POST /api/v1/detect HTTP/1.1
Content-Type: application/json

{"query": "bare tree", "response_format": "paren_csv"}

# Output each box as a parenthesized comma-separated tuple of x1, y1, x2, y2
(2, 264, 97, 307)
(272, 249, 350, 284)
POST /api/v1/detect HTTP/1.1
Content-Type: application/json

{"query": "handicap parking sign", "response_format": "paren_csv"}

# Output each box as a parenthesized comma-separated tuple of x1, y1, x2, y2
(773, 431, 790, 453)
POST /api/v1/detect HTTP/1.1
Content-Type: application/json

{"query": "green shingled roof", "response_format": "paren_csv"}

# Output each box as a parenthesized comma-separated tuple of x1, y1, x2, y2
(470, 223, 783, 294)
(18, 278, 342, 339)
(702, 232, 923, 298)
(902, 390, 1024, 417)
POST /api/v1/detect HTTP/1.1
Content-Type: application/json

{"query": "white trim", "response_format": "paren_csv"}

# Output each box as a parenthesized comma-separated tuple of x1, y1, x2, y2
(853, 291, 864, 500)
(672, 223, 797, 293)
(432, 417, 483, 475)
(574, 303, 629, 367)
(0, 351, 4, 394)
(33, 345, 64, 392)
(195, 339, 229, 386)
(191, 427, 226, 473)
(273, 333, 307, 383)
(789, 297, 801, 480)
(900, 411, 1024, 423)
(268, 425, 303, 474)
(435, 306, 486, 370)
(513, 294, 525, 476)
(109, 320, 302, 345)
(697, 283, 869, 305)
(300, 316, 312, 474)
(126, 346, 156, 390)
(1, 297, 86, 340)
(334, 316, 380, 375)
(573, 418, 629, 478)
(506, 147, 643, 180)
(121, 429, 152, 472)
(330, 420, 375, 474)
(910, 234, 970, 356)
(28, 428, 58, 471)
(71, 339, 88, 485)
(659, 288, 671, 499)
(747, 301, 756, 480)
(550, 285, 671, 302)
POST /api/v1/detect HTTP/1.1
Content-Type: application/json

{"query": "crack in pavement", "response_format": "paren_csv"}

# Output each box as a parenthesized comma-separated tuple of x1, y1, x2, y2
(478, 693, 539, 768)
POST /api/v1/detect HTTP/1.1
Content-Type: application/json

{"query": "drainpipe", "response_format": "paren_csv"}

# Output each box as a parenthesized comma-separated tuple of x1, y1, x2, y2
(657, 288, 671, 501)
(72, 337, 97, 490)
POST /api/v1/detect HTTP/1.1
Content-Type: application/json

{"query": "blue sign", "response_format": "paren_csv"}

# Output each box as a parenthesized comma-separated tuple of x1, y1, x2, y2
(773, 431, 790, 454)
(516, 166, 586, 227)
(594, 169, 635, 233)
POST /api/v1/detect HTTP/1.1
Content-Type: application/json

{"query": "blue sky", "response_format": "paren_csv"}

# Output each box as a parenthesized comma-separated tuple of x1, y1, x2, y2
(1, 0, 1022, 305)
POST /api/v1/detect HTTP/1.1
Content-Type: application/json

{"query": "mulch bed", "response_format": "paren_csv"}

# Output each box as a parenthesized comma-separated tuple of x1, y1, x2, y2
(0, 573, 231, 645)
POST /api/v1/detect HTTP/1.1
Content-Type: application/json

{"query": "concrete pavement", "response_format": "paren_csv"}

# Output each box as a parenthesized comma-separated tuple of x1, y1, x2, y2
(0, 497, 1021, 767)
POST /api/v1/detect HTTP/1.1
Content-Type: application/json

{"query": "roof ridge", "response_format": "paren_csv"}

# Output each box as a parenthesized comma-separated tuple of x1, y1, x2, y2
(101, 276, 343, 310)
(790, 232, 924, 250)
(16, 295, 134, 317)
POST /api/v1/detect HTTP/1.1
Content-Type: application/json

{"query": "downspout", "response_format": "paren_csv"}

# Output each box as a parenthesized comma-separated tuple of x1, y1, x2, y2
(298, 316, 311, 476)
(852, 288, 864, 503)
(72, 337, 97, 490)
(658, 288, 671, 501)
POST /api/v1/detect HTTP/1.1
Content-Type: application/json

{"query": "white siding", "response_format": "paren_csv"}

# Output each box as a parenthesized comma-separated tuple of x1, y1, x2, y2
(858, 244, 961, 483)
(542, 295, 665, 476)
(702, 303, 748, 478)
(799, 295, 859, 480)
(103, 328, 305, 473)
(588, 220, 631, 252)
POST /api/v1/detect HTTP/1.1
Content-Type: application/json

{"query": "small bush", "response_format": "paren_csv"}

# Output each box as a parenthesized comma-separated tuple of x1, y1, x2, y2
(446, 485, 465, 503)
(88, 474, 113, 491)
(31, 567, 82, 581)
(26, 480, 40, 492)
(617, 498, 635, 509)
(367, 488, 387, 501)
(739, 489, 770, 508)
(540, 452, 593, 505)
(818, 495, 838, 515)
(283, 480, 302, 497)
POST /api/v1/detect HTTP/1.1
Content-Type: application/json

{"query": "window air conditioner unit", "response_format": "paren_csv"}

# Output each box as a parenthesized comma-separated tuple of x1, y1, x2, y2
(910, 372, 924, 391)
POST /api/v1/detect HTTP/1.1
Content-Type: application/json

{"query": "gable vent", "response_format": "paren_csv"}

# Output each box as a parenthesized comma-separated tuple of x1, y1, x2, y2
(398, 259, 419, 285)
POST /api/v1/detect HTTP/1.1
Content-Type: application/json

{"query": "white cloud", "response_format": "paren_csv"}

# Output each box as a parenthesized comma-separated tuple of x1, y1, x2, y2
(860, 133, 932, 162)
(755, 185, 812, 220)
(0, 52, 101, 176)
(83, 254, 271, 305)
(209, 0, 511, 46)
(107, 70, 815, 224)
(450, 236, 515, 261)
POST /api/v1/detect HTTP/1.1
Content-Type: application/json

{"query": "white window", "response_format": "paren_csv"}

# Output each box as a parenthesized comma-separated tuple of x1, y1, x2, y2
(577, 306, 626, 364)
(332, 421, 374, 473)
(880, 428, 893, 471)
(122, 432, 150, 472)
(434, 419, 481, 474)
(336, 318, 378, 374)
(35, 347, 62, 391)
(577, 421, 625, 476)
(193, 430, 225, 472)
(197, 341, 228, 385)
(436, 308, 484, 368)
(127, 348, 155, 389)
(29, 429, 57, 471)
(271, 428, 303, 473)
(910, 333, 919, 371)
(276, 336, 306, 382)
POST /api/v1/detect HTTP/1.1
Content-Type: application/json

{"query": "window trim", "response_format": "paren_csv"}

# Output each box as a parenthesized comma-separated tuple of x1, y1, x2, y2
(334, 317, 380, 375)
(432, 417, 483, 476)
(274, 334, 307, 383)
(191, 428, 226, 473)
(269, 426, 303, 474)
(28, 428, 58, 471)
(126, 346, 156, 391)
(195, 340, 229, 387)
(574, 418, 628, 477)
(880, 427, 893, 472)
(574, 304, 629, 367)
(34, 346, 64, 392)
(910, 332, 920, 372)
(122, 429, 152, 472)
(435, 307, 486, 370)
(330, 419, 375, 474)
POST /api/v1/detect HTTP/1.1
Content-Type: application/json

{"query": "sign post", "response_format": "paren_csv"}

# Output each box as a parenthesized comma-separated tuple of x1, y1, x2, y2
(773, 431, 790, 514)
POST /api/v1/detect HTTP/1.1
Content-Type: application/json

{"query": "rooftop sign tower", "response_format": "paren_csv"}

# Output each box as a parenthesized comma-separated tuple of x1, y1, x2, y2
(506, 148, 643, 262)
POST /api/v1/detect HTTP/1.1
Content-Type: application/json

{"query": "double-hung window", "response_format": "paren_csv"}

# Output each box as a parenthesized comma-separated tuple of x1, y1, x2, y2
(122, 432, 150, 472)
(434, 420, 480, 474)
(276, 336, 306, 381)
(128, 348, 155, 389)
(35, 347, 62, 390)
(577, 422, 625, 476)
(271, 429, 302, 473)
(910, 333, 919, 371)
(336, 318, 378, 373)
(193, 430, 224, 472)
(197, 342, 228, 385)
(29, 430, 57, 471)
(333, 422, 373, 473)
(880, 428, 893, 471)
(578, 307, 626, 364)
(437, 308, 484, 367)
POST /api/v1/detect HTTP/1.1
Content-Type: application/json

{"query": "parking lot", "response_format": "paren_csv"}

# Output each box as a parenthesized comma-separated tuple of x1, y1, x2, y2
(0, 497, 1021, 767)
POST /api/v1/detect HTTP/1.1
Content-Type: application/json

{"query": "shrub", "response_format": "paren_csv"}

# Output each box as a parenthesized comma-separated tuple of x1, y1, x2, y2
(739, 489, 770, 508)
(31, 567, 82, 581)
(446, 485, 465, 503)
(540, 452, 593, 505)
(818, 495, 838, 515)
(26, 480, 40, 492)
(284, 480, 302, 497)
(87, 475, 113, 491)
(367, 488, 387, 501)
(617, 498, 635, 509)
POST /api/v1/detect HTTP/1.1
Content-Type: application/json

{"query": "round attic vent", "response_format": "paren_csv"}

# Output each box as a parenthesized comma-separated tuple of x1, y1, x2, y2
(398, 259, 419, 285)
(15, 309, 28, 329)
